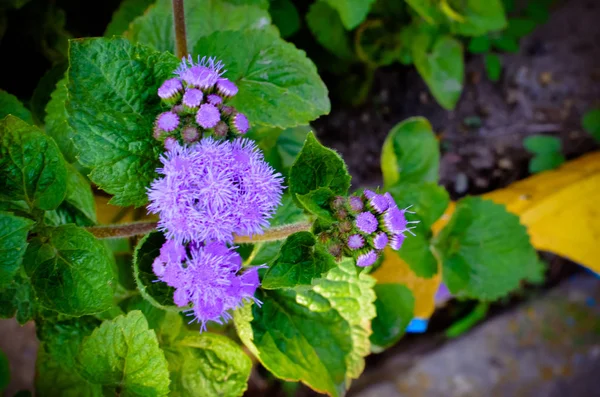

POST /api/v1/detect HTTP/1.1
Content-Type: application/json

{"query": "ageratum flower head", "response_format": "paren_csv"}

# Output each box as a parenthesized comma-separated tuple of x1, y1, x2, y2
(152, 241, 261, 331)
(147, 138, 284, 243)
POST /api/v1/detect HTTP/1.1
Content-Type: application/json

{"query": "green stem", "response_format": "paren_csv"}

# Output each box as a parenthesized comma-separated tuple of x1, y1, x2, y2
(172, 0, 188, 59)
(85, 220, 312, 242)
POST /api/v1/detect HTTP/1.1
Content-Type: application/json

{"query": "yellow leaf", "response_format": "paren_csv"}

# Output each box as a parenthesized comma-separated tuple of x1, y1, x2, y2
(372, 247, 441, 319)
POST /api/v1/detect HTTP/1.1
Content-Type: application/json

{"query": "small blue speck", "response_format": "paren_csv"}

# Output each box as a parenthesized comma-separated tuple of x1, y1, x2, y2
(406, 318, 428, 333)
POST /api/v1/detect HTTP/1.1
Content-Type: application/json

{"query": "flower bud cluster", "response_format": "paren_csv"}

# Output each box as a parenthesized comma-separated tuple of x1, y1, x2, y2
(153, 55, 249, 147)
(322, 189, 417, 268)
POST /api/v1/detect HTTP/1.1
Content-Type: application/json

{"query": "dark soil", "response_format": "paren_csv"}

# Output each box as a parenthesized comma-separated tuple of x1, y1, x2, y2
(315, 0, 600, 198)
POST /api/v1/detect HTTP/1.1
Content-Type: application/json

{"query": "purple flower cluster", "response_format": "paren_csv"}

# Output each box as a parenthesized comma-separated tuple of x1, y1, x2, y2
(324, 189, 417, 268)
(148, 56, 284, 330)
(154, 55, 250, 146)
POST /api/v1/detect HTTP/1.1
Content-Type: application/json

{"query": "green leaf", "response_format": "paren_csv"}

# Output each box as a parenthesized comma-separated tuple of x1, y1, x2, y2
(296, 187, 337, 222)
(0, 90, 32, 123)
(484, 53, 502, 82)
(45, 76, 78, 163)
(165, 332, 251, 397)
(133, 232, 180, 311)
(67, 37, 178, 207)
(262, 232, 337, 289)
(289, 132, 350, 202)
(504, 18, 537, 38)
(0, 115, 68, 210)
(582, 109, 600, 142)
(528, 153, 565, 173)
(193, 30, 330, 129)
(323, 0, 376, 30)
(413, 35, 464, 110)
(105, 0, 155, 37)
(36, 348, 102, 397)
(0, 272, 35, 324)
(127, 0, 272, 53)
(77, 311, 170, 396)
(467, 35, 491, 53)
(270, 0, 300, 38)
(381, 117, 440, 187)
(234, 259, 376, 396)
(23, 225, 116, 316)
(448, 0, 507, 37)
(31, 63, 68, 126)
(491, 35, 519, 52)
(523, 135, 562, 154)
(0, 349, 9, 392)
(370, 284, 414, 351)
(62, 163, 97, 224)
(276, 125, 312, 172)
(306, 2, 355, 60)
(433, 197, 538, 300)
(386, 182, 449, 231)
(0, 212, 34, 287)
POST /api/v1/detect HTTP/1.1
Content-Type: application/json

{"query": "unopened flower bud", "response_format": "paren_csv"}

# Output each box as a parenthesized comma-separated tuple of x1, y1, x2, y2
(216, 78, 239, 98)
(182, 125, 199, 143)
(338, 220, 352, 233)
(214, 121, 229, 137)
(231, 112, 249, 134)
(158, 78, 183, 105)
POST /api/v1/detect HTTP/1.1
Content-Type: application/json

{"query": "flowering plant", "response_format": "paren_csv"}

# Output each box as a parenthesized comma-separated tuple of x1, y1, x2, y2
(0, 0, 542, 396)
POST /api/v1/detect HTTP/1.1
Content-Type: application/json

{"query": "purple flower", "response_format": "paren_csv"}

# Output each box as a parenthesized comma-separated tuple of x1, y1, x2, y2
(383, 206, 407, 234)
(147, 138, 284, 243)
(216, 78, 238, 97)
(365, 189, 389, 214)
(182, 88, 204, 109)
(372, 232, 389, 250)
(348, 196, 364, 212)
(207, 94, 223, 106)
(156, 111, 180, 132)
(231, 113, 249, 134)
(355, 211, 378, 235)
(347, 234, 364, 250)
(158, 78, 183, 103)
(196, 103, 221, 128)
(154, 241, 261, 331)
(389, 233, 405, 250)
(357, 250, 378, 267)
(176, 55, 224, 90)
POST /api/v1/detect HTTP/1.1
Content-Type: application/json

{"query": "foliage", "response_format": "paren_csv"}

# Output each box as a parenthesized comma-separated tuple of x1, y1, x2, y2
(523, 135, 565, 173)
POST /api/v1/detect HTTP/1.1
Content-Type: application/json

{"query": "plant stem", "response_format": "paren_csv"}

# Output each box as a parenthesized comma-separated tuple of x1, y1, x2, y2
(85, 221, 313, 242)
(172, 0, 188, 59)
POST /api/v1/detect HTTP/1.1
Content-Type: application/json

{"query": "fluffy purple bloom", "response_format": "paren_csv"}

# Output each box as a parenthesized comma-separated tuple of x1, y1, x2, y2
(355, 211, 378, 235)
(231, 113, 249, 134)
(365, 190, 389, 214)
(207, 94, 223, 106)
(196, 103, 221, 128)
(158, 78, 183, 100)
(154, 241, 260, 331)
(347, 234, 364, 250)
(152, 240, 186, 277)
(389, 233, 405, 250)
(216, 78, 238, 97)
(349, 196, 364, 212)
(357, 250, 378, 267)
(176, 55, 224, 90)
(147, 138, 284, 243)
(373, 232, 389, 250)
(156, 111, 180, 132)
(182, 88, 203, 109)
(383, 206, 407, 234)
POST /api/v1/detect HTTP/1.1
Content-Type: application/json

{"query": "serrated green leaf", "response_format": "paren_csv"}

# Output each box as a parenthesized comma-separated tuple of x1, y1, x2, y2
(127, 0, 272, 53)
(433, 197, 538, 300)
(62, 163, 97, 224)
(484, 53, 502, 82)
(387, 182, 449, 231)
(36, 347, 102, 397)
(0, 212, 34, 287)
(381, 117, 440, 187)
(23, 225, 116, 316)
(122, 295, 182, 344)
(262, 232, 336, 289)
(276, 125, 312, 172)
(582, 109, 600, 142)
(193, 30, 330, 129)
(270, 0, 300, 38)
(290, 132, 350, 203)
(105, 0, 155, 37)
(306, 2, 355, 60)
(133, 232, 181, 311)
(0, 115, 68, 210)
(165, 332, 251, 397)
(324, 0, 376, 30)
(296, 187, 337, 222)
(77, 311, 170, 396)
(448, 0, 507, 37)
(31, 63, 68, 126)
(370, 284, 414, 351)
(0, 90, 32, 123)
(234, 259, 376, 396)
(67, 37, 178, 207)
(0, 272, 35, 324)
(413, 35, 464, 110)
(45, 76, 78, 163)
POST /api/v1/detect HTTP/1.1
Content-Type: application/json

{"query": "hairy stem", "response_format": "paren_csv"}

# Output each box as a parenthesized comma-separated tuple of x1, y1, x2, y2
(172, 0, 188, 59)
(85, 221, 313, 242)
